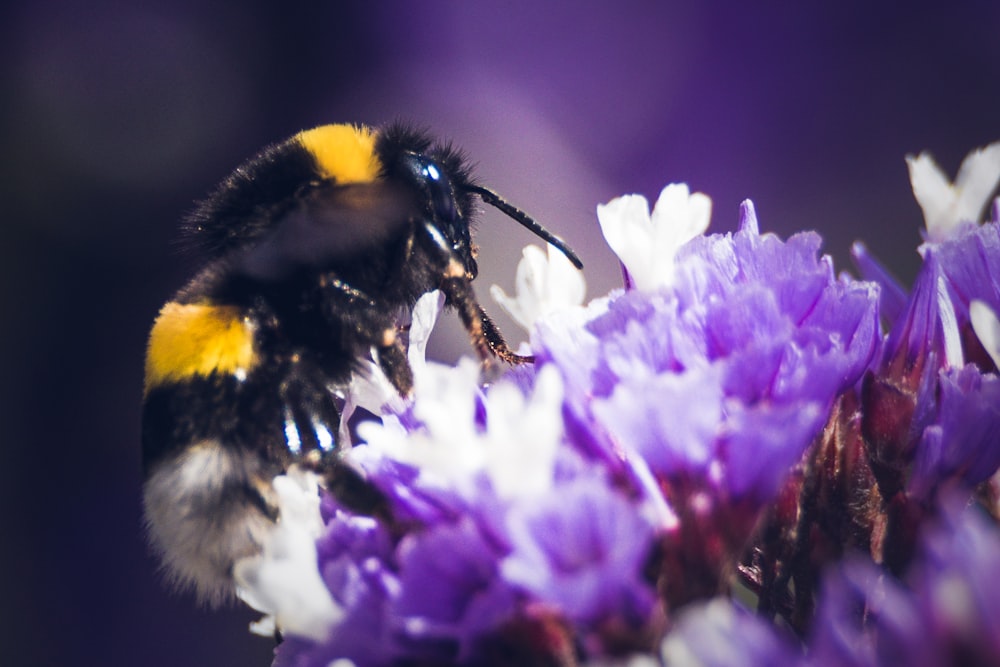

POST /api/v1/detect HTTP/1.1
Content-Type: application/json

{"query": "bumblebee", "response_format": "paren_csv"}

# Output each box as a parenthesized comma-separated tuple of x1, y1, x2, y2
(141, 122, 582, 604)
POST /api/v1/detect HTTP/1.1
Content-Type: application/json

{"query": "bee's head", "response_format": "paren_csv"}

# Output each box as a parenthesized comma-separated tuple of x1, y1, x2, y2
(375, 123, 479, 279)
(392, 150, 478, 279)
(373, 122, 583, 278)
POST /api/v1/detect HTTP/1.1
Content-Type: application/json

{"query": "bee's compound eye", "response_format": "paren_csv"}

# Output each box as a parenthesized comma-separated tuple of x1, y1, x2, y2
(405, 154, 458, 223)
(426, 165, 458, 222)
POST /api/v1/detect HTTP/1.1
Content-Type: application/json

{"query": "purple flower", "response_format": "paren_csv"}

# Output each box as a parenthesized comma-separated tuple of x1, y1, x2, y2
(538, 198, 880, 506)
(528, 193, 881, 611)
(911, 500, 1000, 662)
(225, 145, 1000, 667)
(279, 511, 399, 666)
(269, 348, 662, 664)
(852, 241, 909, 329)
(909, 364, 1000, 499)
(808, 499, 1000, 666)
(862, 181, 1000, 502)
(808, 556, 932, 667)
(500, 474, 657, 626)
(391, 517, 517, 662)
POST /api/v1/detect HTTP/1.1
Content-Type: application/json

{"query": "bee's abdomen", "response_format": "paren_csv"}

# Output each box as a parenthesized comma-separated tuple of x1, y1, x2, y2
(140, 292, 352, 602)
(142, 438, 280, 605)
(141, 356, 290, 603)
(142, 299, 270, 472)
(140, 298, 284, 602)
(144, 300, 257, 394)
(141, 373, 281, 473)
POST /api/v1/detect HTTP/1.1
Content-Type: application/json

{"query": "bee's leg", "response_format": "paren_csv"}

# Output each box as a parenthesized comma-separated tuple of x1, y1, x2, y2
(324, 277, 374, 305)
(418, 221, 531, 366)
(318, 271, 415, 394)
(439, 261, 533, 366)
(276, 370, 343, 499)
(324, 458, 393, 516)
(375, 327, 413, 396)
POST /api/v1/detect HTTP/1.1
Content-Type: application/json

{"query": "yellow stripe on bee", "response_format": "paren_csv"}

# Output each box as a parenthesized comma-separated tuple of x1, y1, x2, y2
(296, 124, 381, 184)
(144, 302, 256, 393)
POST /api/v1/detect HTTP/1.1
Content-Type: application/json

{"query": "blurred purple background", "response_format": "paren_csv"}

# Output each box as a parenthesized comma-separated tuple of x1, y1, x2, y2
(2, 1, 997, 664)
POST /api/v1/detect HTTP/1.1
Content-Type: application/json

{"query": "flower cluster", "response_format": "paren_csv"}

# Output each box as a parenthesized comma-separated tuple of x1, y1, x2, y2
(235, 143, 1000, 666)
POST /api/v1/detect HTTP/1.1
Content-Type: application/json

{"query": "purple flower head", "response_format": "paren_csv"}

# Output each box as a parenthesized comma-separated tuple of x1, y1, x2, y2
(529, 193, 881, 613)
(391, 517, 518, 662)
(223, 146, 1000, 667)
(909, 498, 1000, 663)
(873, 141, 1000, 381)
(808, 556, 934, 667)
(539, 196, 880, 507)
(809, 498, 1000, 667)
(267, 347, 664, 664)
(908, 364, 1000, 499)
(862, 146, 1000, 502)
(500, 474, 657, 626)
(926, 221, 1000, 372)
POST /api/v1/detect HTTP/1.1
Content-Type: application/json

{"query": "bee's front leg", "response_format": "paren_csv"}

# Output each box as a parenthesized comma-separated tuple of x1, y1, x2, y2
(439, 261, 532, 366)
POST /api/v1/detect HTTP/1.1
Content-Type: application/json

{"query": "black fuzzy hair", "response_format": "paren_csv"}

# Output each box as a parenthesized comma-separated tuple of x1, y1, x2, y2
(178, 135, 317, 262)
(374, 121, 479, 225)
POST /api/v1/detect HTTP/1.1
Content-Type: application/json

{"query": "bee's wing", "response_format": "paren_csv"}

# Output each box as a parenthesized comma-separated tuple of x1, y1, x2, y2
(235, 182, 416, 281)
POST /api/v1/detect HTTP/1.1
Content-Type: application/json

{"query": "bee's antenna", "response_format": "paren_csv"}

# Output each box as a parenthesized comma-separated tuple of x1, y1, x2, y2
(465, 185, 583, 270)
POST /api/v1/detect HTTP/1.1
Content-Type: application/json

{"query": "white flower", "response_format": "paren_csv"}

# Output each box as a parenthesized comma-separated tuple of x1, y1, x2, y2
(355, 363, 565, 501)
(661, 598, 778, 666)
(405, 289, 445, 373)
(490, 243, 586, 332)
(338, 291, 445, 443)
(480, 365, 564, 499)
(970, 299, 1000, 369)
(597, 183, 712, 292)
(233, 468, 342, 641)
(906, 141, 1000, 243)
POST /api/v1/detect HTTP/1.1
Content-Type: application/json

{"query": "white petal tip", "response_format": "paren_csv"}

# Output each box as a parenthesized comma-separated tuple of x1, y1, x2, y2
(970, 299, 1000, 368)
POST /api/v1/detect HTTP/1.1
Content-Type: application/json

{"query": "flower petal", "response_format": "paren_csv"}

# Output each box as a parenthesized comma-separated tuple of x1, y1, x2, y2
(970, 299, 1000, 368)
(908, 142, 1000, 242)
